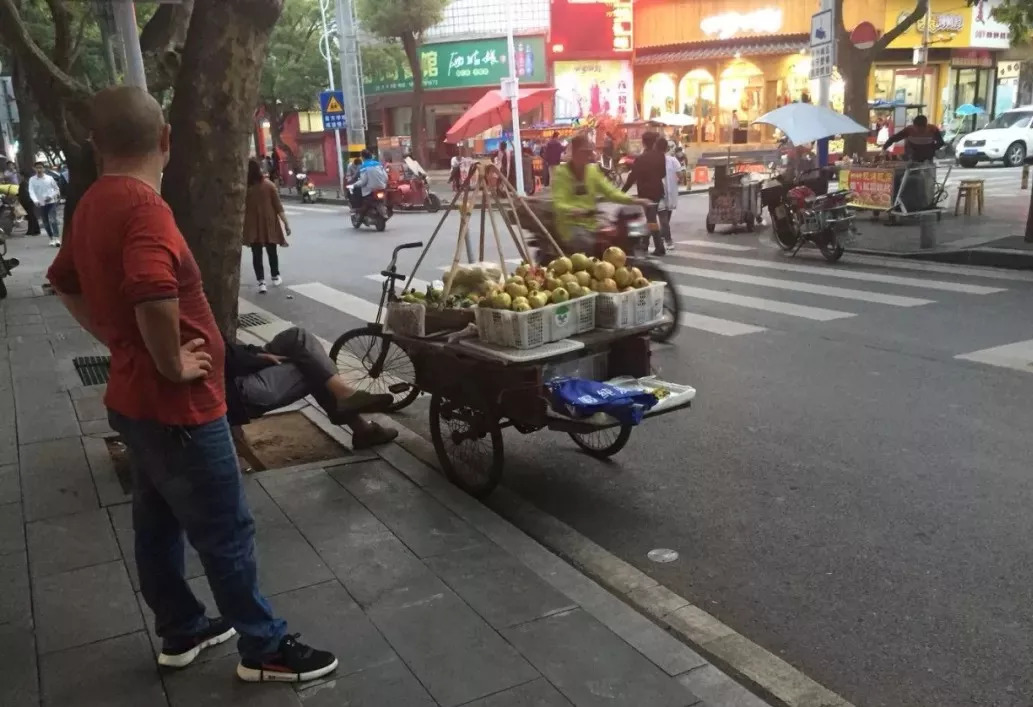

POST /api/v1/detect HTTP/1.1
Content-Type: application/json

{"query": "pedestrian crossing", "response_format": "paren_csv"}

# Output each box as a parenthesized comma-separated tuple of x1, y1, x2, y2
(944, 167, 1025, 198)
(266, 237, 1032, 373)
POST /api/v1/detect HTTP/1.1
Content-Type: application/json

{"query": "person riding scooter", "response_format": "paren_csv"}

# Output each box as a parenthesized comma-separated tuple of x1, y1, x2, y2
(348, 150, 388, 218)
(551, 134, 651, 253)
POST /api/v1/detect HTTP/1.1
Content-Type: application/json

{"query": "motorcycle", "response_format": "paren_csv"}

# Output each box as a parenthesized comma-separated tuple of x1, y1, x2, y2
(761, 167, 856, 263)
(349, 187, 391, 232)
(386, 157, 442, 214)
(0, 198, 21, 300)
(290, 171, 320, 203)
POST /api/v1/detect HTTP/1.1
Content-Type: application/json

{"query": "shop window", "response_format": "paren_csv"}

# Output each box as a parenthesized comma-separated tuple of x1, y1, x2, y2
(297, 111, 325, 133)
(678, 69, 716, 143)
(873, 67, 937, 120)
(720, 60, 764, 143)
(298, 142, 326, 173)
(642, 73, 676, 120)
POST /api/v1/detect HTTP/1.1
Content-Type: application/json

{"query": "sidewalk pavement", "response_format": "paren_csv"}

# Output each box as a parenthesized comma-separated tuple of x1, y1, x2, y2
(0, 234, 774, 707)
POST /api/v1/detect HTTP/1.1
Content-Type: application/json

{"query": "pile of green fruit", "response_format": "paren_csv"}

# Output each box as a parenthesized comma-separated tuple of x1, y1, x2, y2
(399, 283, 478, 309)
(480, 247, 651, 312)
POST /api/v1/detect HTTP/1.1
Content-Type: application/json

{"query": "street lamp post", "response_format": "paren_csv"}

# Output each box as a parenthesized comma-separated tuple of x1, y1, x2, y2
(112, 0, 147, 90)
(505, 0, 525, 195)
(319, 0, 346, 198)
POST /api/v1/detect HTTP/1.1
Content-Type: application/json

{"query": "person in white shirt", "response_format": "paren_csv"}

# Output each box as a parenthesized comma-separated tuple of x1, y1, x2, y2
(29, 161, 62, 246)
(655, 137, 683, 252)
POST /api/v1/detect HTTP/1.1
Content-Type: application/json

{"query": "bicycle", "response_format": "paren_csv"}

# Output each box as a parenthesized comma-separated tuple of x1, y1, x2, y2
(328, 241, 424, 412)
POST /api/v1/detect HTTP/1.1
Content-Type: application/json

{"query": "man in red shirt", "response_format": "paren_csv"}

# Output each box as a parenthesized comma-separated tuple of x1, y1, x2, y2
(47, 86, 339, 683)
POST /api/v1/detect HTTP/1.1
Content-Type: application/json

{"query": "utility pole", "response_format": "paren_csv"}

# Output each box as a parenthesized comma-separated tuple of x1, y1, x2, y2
(505, 0, 525, 194)
(918, 0, 931, 116)
(815, 0, 834, 167)
(334, 0, 367, 153)
(112, 0, 147, 90)
(320, 0, 346, 197)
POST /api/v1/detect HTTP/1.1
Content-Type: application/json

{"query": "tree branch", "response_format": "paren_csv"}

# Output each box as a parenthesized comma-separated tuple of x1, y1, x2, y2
(140, 0, 194, 53)
(69, 14, 90, 68)
(45, 0, 74, 70)
(874, 0, 928, 52)
(0, 0, 90, 103)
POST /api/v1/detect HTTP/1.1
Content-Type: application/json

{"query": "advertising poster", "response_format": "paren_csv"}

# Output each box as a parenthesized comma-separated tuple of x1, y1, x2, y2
(553, 60, 634, 121)
(839, 168, 894, 209)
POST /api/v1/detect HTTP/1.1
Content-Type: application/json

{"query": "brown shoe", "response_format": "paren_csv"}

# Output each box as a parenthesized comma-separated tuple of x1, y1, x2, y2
(351, 422, 399, 450)
(328, 391, 394, 424)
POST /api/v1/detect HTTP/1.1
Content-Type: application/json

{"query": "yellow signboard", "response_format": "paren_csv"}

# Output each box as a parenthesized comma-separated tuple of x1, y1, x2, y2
(324, 95, 344, 113)
(883, 0, 975, 49)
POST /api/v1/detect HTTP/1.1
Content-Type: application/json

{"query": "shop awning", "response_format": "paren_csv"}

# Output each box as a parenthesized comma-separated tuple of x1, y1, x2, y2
(635, 37, 808, 65)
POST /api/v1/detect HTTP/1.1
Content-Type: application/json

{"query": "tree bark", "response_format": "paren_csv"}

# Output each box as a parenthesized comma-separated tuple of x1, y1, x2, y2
(11, 59, 37, 173)
(162, 0, 284, 339)
(401, 32, 427, 164)
(839, 43, 872, 157)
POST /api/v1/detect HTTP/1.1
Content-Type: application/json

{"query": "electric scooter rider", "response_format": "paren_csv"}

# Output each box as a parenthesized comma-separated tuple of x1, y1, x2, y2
(348, 150, 388, 218)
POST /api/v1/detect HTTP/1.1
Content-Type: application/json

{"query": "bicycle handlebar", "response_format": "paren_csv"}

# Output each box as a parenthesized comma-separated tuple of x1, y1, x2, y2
(392, 241, 423, 257)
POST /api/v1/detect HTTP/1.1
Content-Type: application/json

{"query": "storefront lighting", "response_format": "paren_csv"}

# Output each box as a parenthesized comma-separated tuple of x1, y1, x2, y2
(553, 43, 565, 53)
(700, 8, 783, 40)
(734, 51, 742, 59)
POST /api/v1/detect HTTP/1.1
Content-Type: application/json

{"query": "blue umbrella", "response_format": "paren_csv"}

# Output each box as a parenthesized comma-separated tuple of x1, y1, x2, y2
(955, 103, 986, 117)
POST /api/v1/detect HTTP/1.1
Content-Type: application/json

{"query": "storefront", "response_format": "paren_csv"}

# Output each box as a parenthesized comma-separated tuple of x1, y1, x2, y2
(364, 35, 549, 166)
(633, 0, 859, 146)
(553, 61, 635, 122)
(878, 0, 1011, 129)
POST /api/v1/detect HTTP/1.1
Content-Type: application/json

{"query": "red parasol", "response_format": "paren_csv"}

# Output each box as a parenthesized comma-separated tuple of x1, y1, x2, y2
(445, 87, 557, 143)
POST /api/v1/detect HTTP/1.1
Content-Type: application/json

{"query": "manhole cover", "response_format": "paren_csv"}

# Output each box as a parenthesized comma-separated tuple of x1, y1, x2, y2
(72, 355, 111, 386)
(238, 312, 273, 328)
(647, 548, 679, 564)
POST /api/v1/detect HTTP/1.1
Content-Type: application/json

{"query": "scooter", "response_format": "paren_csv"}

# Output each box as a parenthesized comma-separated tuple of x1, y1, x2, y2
(0, 198, 22, 300)
(349, 186, 391, 232)
(386, 157, 442, 214)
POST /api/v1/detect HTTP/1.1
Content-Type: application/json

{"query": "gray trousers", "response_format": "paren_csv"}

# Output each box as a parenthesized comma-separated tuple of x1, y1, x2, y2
(236, 327, 341, 419)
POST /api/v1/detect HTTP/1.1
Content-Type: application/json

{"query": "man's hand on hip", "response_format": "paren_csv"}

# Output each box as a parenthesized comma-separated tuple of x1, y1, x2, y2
(175, 339, 213, 382)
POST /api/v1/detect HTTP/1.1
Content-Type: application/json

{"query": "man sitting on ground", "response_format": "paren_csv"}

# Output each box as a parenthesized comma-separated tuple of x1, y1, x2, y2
(224, 326, 399, 450)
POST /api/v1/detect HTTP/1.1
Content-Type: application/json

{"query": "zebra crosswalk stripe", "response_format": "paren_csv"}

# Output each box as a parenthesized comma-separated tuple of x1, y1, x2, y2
(288, 282, 380, 323)
(674, 285, 855, 321)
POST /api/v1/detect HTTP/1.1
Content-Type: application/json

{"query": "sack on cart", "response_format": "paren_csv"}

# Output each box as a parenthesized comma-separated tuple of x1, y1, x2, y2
(546, 377, 659, 426)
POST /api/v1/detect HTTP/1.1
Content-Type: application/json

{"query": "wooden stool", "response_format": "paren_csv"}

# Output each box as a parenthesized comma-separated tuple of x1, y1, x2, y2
(954, 179, 985, 216)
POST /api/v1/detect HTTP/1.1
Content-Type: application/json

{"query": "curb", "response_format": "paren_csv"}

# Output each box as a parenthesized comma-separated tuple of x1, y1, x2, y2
(846, 245, 1033, 270)
(383, 424, 853, 707)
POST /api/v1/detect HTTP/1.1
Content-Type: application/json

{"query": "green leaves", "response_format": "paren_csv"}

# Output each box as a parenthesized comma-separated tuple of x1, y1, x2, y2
(260, 0, 327, 113)
(988, 0, 1033, 44)
(355, 0, 449, 41)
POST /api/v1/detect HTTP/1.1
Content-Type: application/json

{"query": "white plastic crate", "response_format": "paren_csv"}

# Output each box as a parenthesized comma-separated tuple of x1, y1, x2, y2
(473, 294, 597, 349)
(595, 282, 666, 330)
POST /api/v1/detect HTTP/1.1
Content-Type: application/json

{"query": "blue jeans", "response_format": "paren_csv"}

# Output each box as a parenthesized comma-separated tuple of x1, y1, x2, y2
(38, 202, 58, 239)
(108, 411, 286, 661)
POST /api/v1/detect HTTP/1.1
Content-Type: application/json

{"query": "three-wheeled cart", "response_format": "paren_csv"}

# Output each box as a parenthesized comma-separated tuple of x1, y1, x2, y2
(393, 325, 695, 497)
(838, 161, 950, 224)
(705, 167, 763, 233)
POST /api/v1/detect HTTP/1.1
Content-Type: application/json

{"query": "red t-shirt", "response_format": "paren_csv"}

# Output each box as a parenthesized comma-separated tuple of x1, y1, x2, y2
(47, 176, 227, 426)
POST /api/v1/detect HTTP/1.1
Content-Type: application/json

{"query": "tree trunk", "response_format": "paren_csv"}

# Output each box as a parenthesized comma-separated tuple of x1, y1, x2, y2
(401, 33, 427, 165)
(839, 43, 873, 158)
(11, 59, 37, 172)
(162, 0, 284, 338)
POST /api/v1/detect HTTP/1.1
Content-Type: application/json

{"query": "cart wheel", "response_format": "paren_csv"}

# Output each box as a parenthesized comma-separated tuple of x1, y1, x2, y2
(638, 262, 679, 343)
(569, 425, 632, 459)
(430, 392, 504, 498)
(705, 221, 716, 233)
(330, 326, 420, 412)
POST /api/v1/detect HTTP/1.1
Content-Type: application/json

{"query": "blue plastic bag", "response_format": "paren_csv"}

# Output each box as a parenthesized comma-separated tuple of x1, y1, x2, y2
(546, 377, 659, 426)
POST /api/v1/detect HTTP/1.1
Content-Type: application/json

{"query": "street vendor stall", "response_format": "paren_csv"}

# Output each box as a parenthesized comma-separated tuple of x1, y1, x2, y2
(837, 157, 949, 222)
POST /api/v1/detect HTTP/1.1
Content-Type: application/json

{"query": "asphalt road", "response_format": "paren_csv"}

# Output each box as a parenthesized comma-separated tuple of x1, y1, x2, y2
(252, 185, 1033, 707)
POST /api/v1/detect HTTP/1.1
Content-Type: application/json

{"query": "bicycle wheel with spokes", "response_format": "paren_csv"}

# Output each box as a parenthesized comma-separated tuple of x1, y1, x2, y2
(429, 392, 504, 498)
(329, 325, 419, 412)
(569, 425, 632, 459)
(638, 263, 679, 343)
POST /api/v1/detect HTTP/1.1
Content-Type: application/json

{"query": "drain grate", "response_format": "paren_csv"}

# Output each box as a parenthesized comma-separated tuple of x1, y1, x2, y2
(238, 312, 273, 328)
(73, 355, 111, 386)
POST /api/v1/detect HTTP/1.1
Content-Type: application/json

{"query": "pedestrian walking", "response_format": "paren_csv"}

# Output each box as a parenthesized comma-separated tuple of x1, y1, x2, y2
(244, 158, 290, 294)
(622, 130, 666, 255)
(1, 160, 17, 185)
(656, 136, 682, 252)
(29, 161, 62, 246)
(17, 170, 40, 235)
(543, 131, 564, 186)
(46, 85, 338, 685)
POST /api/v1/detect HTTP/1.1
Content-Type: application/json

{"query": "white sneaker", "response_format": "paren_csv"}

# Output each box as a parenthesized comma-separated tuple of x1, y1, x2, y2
(258, 281, 268, 294)
(272, 276, 282, 287)
(49, 239, 60, 247)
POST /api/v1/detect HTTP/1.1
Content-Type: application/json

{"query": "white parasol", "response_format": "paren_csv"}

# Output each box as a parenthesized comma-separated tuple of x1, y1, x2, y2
(752, 103, 868, 145)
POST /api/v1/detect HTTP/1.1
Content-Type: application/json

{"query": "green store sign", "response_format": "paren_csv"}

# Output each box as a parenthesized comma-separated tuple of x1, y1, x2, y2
(364, 37, 546, 95)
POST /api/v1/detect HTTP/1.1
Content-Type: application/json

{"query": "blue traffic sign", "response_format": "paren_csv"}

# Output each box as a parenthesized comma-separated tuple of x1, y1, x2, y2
(319, 91, 347, 130)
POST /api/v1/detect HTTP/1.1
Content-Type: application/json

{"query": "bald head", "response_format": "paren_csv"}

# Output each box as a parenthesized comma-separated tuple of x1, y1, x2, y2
(90, 86, 167, 160)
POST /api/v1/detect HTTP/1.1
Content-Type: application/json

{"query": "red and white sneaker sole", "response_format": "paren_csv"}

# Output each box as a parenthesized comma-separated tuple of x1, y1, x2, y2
(158, 627, 237, 668)
(236, 657, 339, 683)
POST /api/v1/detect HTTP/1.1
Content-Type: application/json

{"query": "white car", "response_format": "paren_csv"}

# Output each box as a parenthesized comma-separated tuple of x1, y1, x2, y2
(957, 107, 1033, 168)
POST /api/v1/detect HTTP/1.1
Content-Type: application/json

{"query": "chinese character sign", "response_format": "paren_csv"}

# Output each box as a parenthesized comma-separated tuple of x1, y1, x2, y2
(364, 37, 547, 95)
(839, 168, 894, 209)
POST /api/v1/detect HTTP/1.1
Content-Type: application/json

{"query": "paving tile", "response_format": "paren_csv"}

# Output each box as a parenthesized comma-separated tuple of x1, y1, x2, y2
(0, 463, 19, 505)
(426, 543, 577, 630)
(270, 581, 397, 683)
(16, 391, 81, 445)
(0, 622, 39, 706)
(255, 522, 333, 597)
(34, 559, 143, 654)
(263, 468, 435, 607)
(461, 679, 574, 707)
(80, 418, 114, 436)
(502, 609, 700, 707)
(368, 574, 538, 706)
(20, 437, 98, 521)
(164, 654, 301, 707)
(109, 502, 203, 592)
(40, 631, 167, 707)
(332, 460, 486, 558)
(0, 551, 31, 627)
(137, 576, 238, 666)
(0, 501, 25, 556)
(243, 476, 293, 529)
(82, 435, 129, 506)
(27, 508, 121, 578)
(6, 323, 47, 337)
(0, 389, 16, 467)
(6, 313, 43, 327)
(296, 657, 436, 706)
(676, 665, 770, 707)
(72, 394, 107, 422)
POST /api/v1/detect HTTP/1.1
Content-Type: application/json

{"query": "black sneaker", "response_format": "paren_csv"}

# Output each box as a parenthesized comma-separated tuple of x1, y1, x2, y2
(158, 617, 236, 668)
(351, 422, 399, 450)
(236, 634, 338, 683)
